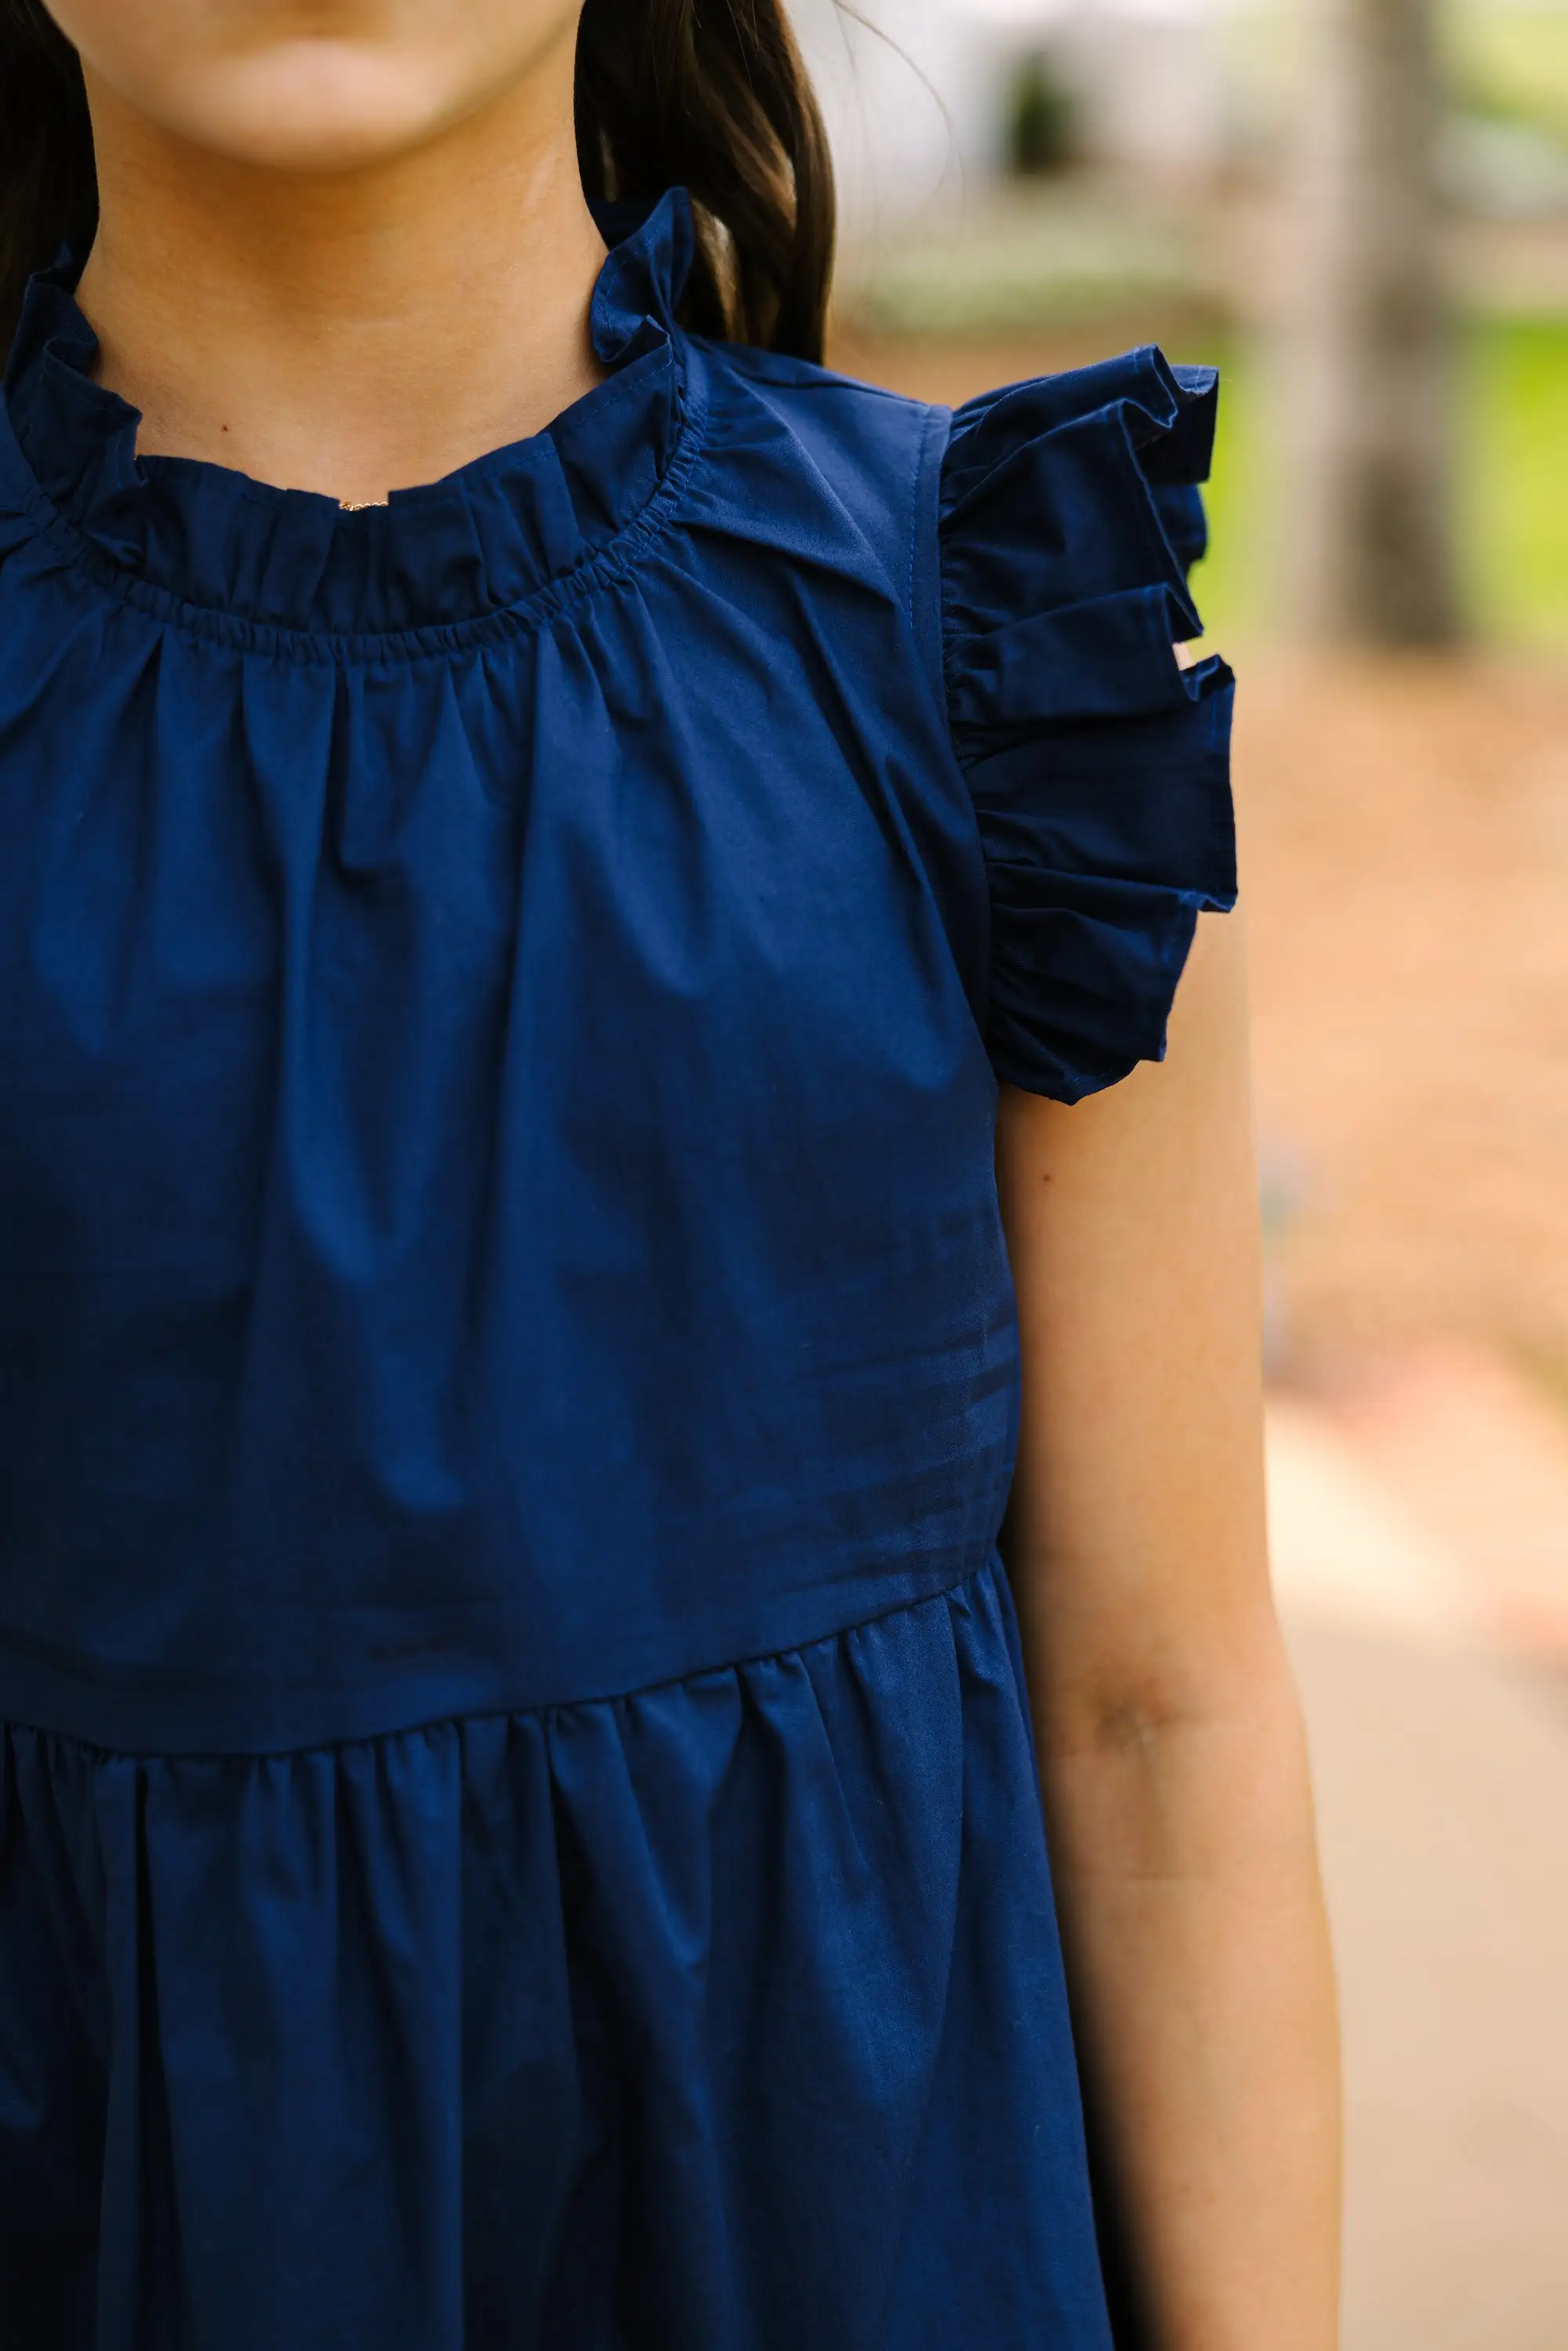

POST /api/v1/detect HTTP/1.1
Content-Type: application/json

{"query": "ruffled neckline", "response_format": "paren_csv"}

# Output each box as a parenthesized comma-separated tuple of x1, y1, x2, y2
(0, 188, 697, 643)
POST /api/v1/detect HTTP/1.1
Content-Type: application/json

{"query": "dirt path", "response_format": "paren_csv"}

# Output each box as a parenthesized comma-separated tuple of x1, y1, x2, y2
(1269, 1374, 1568, 2351)
(1286, 1604, 1568, 2351)
(1237, 653, 1568, 1382)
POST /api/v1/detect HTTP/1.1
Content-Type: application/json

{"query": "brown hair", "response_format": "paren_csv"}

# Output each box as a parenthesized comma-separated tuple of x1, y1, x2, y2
(0, 0, 837, 358)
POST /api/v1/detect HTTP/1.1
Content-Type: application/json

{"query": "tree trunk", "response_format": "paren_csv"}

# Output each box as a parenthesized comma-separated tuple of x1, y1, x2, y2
(1290, 0, 1458, 643)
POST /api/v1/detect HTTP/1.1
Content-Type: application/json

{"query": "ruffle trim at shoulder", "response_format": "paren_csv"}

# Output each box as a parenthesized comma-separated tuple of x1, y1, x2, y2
(940, 347, 1238, 1105)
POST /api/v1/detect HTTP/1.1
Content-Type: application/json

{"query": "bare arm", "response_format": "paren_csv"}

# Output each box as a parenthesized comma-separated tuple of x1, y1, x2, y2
(996, 908, 1341, 2349)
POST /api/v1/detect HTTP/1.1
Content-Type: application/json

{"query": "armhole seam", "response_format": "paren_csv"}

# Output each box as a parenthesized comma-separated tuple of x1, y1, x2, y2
(910, 401, 954, 732)
(915, 397, 996, 1069)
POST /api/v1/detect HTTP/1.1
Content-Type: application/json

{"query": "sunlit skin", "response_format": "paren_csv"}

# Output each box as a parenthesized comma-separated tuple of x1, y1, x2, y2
(42, 7, 1342, 2342)
(51, 0, 607, 503)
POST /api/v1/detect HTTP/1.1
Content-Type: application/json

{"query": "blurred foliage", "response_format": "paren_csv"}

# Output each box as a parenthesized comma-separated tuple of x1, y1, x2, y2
(1007, 54, 1079, 178)
(839, 191, 1210, 338)
(1194, 317, 1568, 648)
(1185, 343, 1264, 652)
(1445, 5, 1568, 214)
(1205, 0, 1568, 179)
(1447, 4, 1568, 143)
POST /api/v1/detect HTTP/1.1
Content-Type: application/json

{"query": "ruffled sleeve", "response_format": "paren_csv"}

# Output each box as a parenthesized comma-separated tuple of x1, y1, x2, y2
(939, 346, 1237, 1105)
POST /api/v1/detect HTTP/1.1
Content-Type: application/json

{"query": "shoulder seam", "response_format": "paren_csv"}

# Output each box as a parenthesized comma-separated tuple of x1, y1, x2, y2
(911, 401, 951, 681)
(699, 336, 930, 412)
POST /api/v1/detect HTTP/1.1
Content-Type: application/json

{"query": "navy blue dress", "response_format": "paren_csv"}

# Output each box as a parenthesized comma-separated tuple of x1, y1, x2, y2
(0, 190, 1236, 2349)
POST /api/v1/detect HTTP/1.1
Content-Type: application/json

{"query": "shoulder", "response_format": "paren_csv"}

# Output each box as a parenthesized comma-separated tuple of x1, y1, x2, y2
(677, 336, 1225, 640)
(681, 336, 947, 622)
(701, 339, 940, 464)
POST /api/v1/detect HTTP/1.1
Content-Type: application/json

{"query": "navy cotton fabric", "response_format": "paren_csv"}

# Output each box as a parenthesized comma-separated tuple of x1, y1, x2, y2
(0, 190, 1236, 2348)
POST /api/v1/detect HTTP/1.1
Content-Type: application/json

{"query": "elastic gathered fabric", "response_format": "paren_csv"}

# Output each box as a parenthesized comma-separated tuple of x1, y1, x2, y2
(0, 1555, 1109, 2351)
(1, 198, 695, 642)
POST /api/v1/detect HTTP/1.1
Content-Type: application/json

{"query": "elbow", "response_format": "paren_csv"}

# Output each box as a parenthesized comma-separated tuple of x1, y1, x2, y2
(1022, 1596, 1306, 1773)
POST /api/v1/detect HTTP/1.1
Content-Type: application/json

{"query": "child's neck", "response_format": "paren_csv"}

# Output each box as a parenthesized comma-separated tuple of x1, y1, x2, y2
(72, 53, 609, 508)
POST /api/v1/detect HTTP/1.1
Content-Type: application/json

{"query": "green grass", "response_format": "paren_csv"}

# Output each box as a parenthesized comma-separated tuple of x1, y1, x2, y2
(1461, 316, 1568, 643)
(1182, 339, 1268, 650)
(1186, 317, 1568, 650)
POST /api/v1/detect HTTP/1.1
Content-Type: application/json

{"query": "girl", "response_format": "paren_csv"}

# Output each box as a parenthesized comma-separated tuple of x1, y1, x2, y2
(0, 4, 1340, 2346)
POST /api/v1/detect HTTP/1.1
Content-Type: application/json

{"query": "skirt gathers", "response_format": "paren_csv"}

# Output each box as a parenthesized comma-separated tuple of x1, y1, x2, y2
(0, 1555, 1113, 2351)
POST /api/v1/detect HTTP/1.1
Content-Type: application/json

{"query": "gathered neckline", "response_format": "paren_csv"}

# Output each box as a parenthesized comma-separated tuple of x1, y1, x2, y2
(0, 188, 699, 642)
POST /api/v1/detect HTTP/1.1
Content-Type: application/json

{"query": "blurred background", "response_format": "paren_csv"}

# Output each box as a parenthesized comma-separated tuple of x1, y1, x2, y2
(789, 1, 1568, 2342)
